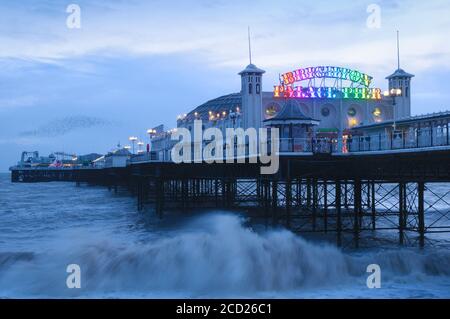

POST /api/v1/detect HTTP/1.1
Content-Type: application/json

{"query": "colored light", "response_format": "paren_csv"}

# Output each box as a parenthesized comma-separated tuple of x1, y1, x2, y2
(373, 107, 382, 117)
(280, 66, 373, 88)
(274, 85, 382, 100)
(348, 118, 358, 127)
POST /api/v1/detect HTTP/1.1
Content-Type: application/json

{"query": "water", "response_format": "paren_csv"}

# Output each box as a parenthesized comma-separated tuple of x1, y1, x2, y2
(1, 173, 450, 298)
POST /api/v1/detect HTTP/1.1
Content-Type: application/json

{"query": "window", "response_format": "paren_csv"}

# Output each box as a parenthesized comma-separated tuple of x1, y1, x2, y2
(347, 107, 357, 117)
(406, 87, 409, 97)
(321, 107, 330, 117)
(256, 84, 260, 94)
(249, 83, 253, 94)
(265, 103, 280, 118)
(372, 107, 381, 117)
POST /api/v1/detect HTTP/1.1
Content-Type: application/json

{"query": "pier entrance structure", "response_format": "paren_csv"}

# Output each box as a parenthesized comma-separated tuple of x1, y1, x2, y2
(150, 61, 412, 159)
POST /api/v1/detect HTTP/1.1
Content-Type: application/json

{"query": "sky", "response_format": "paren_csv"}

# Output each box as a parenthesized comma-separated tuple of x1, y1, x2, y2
(0, 0, 450, 171)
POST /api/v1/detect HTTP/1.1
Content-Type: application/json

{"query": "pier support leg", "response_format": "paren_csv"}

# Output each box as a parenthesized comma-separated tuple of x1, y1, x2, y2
(306, 179, 312, 208)
(272, 180, 278, 225)
(296, 179, 302, 207)
(399, 182, 405, 245)
(264, 180, 269, 225)
(257, 179, 262, 209)
(418, 182, 425, 248)
(323, 180, 328, 233)
(371, 181, 376, 230)
(312, 179, 317, 231)
(215, 179, 219, 208)
(221, 179, 226, 208)
(336, 180, 342, 247)
(344, 181, 348, 209)
(286, 178, 292, 229)
(182, 179, 187, 211)
(354, 179, 361, 248)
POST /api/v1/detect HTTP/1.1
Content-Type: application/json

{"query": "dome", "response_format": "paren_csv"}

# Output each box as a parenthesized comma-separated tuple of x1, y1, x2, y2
(185, 93, 242, 121)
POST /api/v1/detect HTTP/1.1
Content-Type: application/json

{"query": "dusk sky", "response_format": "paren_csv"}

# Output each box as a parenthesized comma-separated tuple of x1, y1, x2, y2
(1, 0, 450, 171)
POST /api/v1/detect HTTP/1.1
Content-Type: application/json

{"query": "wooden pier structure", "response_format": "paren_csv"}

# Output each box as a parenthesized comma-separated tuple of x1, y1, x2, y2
(10, 149, 450, 248)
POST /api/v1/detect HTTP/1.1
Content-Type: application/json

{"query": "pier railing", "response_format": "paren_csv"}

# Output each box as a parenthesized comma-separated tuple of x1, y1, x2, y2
(348, 127, 450, 152)
(128, 127, 450, 164)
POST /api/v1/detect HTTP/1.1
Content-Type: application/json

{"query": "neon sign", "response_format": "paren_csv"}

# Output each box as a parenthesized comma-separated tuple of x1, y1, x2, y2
(274, 66, 382, 100)
(274, 86, 382, 100)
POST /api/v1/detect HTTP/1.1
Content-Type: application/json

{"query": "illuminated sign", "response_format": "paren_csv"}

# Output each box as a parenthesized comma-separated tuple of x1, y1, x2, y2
(274, 66, 382, 100)
(274, 86, 382, 100)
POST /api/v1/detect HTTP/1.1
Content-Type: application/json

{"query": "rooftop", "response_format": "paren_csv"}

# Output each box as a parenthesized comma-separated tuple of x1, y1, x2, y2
(386, 68, 415, 79)
(238, 63, 266, 75)
(264, 100, 320, 125)
(184, 93, 242, 122)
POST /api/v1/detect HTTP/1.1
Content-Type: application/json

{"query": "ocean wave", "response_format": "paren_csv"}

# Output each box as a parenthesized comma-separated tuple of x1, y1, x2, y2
(0, 213, 449, 298)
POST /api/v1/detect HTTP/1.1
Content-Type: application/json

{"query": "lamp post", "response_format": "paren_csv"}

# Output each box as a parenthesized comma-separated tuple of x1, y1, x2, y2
(147, 129, 156, 142)
(147, 129, 156, 153)
(384, 88, 402, 149)
(137, 141, 144, 154)
(384, 88, 402, 130)
(128, 136, 138, 154)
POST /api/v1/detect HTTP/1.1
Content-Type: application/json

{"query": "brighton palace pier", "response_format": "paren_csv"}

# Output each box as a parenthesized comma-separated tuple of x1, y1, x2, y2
(11, 59, 450, 248)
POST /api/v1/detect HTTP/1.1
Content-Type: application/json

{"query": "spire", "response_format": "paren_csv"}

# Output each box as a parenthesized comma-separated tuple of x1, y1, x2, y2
(248, 26, 252, 65)
(397, 30, 400, 70)
(386, 30, 414, 79)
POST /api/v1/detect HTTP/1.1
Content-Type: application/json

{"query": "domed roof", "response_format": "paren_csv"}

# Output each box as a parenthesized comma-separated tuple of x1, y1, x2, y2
(185, 93, 242, 121)
(386, 68, 414, 79)
(238, 63, 265, 75)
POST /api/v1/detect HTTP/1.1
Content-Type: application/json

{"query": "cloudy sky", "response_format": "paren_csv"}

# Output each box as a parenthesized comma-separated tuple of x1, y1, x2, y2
(1, 0, 449, 171)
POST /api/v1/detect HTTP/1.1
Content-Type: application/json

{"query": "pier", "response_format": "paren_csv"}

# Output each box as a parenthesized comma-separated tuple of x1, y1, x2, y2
(11, 146, 450, 248)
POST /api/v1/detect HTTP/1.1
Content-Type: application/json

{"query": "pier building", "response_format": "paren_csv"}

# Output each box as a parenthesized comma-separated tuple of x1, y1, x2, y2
(149, 60, 414, 158)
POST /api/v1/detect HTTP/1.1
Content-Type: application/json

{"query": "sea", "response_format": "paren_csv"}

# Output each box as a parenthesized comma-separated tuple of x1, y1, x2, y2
(1, 173, 450, 298)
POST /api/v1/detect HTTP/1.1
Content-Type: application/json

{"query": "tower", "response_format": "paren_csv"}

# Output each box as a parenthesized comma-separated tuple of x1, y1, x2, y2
(239, 64, 265, 129)
(386, 31, 414, 119)
(239, 27, 265, 129)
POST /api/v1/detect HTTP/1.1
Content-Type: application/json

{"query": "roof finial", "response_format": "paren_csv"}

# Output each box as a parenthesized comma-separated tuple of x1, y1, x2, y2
(248, 26, 252, 65)
(397, 30, 400, 70)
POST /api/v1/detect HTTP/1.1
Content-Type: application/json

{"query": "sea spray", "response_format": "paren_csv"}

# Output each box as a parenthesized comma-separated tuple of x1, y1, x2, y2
(1, 213, 450, 298)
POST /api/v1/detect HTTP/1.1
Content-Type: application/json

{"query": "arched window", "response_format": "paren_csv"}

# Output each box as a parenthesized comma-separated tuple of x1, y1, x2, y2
(249, 83, 253, 94)
(256, 84, 260, 94)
